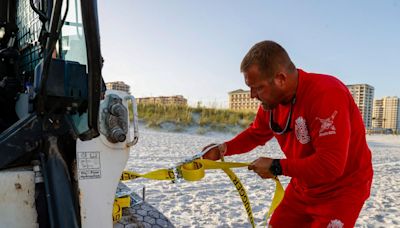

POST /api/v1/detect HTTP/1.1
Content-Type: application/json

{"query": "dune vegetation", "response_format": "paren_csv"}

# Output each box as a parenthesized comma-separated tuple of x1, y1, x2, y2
(132, 103, 256, 134)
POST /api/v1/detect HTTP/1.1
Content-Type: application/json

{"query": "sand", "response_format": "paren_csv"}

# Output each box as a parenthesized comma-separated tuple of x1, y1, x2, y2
(124, 129, 400, 227)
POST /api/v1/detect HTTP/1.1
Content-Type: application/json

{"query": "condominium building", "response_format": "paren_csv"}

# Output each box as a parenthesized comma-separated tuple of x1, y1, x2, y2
(346, 84, 374, 129)
(228, 89, 260, 111)
(136, 95, 187, 106)
(382, 97, 400, 131)
(372, 99, 384, 128)
(105, 81, 130, 94)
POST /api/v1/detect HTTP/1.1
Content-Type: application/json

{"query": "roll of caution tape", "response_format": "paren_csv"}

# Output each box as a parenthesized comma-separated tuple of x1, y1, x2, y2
(181, 161, 205, 181)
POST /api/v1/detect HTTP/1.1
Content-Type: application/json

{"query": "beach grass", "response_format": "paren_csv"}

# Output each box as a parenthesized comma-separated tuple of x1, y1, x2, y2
(132, 103, 256, 132)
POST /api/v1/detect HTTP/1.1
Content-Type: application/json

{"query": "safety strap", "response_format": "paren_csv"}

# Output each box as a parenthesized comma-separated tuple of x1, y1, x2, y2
(222, 167, 255, 226)
(113, 195, 130, 222)
(118, 159, 284, 227)
(266, 178, 285, 219)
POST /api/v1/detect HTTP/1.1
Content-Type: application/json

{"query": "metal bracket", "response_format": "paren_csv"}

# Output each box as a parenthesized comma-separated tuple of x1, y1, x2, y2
(170, 144, 219, 183)
(124, 95, 139, 147)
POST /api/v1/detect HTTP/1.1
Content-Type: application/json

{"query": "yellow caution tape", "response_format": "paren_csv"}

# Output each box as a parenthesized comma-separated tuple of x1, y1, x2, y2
(222, 167, 255, 227)
(112, 196, 131, 223)
(266, 178, 285, 219)
(260, 178, 285, 227)
(181, 160, 256, 227)
(117, 195, 131, 208)
(121, 168, 175, 181)
(112, 201, 121, 223)
(117, 159, 285, 226)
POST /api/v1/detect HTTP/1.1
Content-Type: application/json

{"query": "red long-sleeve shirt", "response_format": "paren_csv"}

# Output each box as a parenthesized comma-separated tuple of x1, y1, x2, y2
(225, 69, 373, 200)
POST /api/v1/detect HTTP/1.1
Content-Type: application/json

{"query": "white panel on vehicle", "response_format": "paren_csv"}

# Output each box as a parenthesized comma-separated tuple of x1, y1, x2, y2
(78, 90, 134, 228)
(0, 168, 38, 228)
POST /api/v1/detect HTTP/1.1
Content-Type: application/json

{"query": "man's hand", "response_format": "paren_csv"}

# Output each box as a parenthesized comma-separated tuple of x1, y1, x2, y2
(201, 143, 226, 160)
(248, 157, 275, 179)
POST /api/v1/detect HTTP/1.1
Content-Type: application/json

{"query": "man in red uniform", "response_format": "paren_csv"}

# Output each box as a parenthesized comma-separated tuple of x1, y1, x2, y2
(203, 40, 373, 227)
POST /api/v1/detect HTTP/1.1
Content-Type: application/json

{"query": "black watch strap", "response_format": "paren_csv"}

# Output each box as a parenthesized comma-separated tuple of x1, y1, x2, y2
(269, 159, 282, 177)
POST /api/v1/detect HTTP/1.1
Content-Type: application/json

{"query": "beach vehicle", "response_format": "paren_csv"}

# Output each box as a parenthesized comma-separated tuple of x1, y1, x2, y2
(0, 0, 173, 227)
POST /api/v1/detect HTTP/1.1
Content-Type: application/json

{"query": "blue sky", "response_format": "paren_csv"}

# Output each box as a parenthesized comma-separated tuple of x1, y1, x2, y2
(98, 1, 400, 107)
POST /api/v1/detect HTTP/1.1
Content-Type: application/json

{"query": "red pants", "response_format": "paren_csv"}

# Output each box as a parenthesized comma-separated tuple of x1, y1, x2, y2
(269, 183, 368, 227)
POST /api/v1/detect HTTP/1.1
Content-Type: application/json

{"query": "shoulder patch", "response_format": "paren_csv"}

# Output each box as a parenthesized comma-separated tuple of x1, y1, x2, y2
(316, 110, 338, 137)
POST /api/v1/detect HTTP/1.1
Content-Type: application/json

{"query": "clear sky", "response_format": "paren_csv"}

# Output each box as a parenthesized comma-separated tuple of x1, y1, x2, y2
(98, 0, 400, 107)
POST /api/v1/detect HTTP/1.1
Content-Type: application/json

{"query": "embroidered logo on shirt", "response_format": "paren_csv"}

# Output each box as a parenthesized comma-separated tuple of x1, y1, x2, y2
(316, 110, 338, 137)
(327, 219, 343, 228)
(295, 116, 310, 144)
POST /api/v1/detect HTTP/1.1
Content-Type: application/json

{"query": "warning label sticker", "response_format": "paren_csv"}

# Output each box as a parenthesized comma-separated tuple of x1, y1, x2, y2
(77, 151, 101, 179)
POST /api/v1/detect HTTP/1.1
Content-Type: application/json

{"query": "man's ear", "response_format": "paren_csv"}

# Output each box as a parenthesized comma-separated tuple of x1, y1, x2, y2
(273, 72, 287, 88)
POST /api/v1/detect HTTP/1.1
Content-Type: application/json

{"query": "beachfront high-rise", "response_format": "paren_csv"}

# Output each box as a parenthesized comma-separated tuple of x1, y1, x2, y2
(373, 96, 400, 132)
(372, 99, 384, 129)
(105, 81, 131, 94)
(372, 97, 400, 133)
(382, 97, 400, 131)
(228, 89, 260, 111)
(346, 84, 374, 129)
(136, 95, 188, 106)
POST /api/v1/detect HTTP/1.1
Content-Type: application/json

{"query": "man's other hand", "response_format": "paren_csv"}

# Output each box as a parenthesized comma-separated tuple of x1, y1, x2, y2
(248, 157, 275, 179)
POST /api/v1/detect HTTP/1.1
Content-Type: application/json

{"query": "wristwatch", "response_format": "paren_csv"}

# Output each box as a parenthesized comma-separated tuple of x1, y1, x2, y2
(269, 159, 282, 177)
